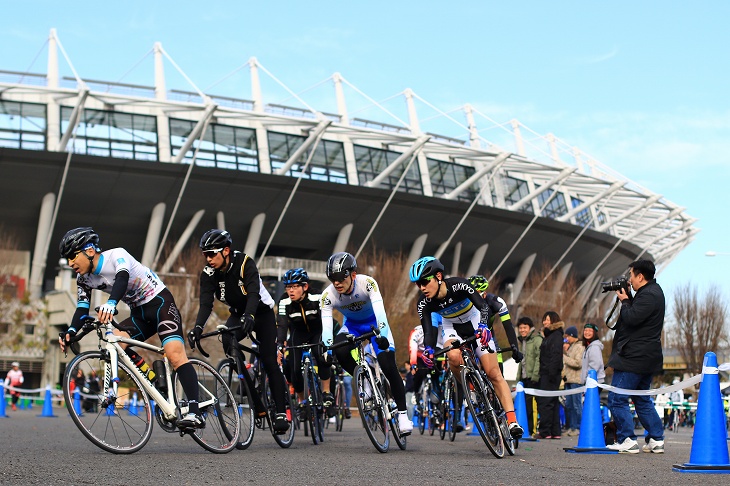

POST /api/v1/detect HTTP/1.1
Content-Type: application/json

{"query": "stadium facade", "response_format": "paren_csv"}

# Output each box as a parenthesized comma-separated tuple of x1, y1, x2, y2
(0, 31, 697, 386)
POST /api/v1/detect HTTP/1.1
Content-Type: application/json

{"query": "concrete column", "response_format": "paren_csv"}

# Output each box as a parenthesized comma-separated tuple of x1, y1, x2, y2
(511, 119, 525, 156)
(333, 72, 349, 125)
(47, 29, 60, 151)
(216, 211, 226, 230)
(464, 104, 480, 150)
(407, 234, 429, 268)
(255, 125, 271, 173)
(451, 242, 462, 277)
(160, 209, 205, 274)
(510, 253, 537, 304)
(29, 193, 56, 299)
(554, 262, 573, 290)
(333, 223, 353, 254)
(250, 57, 264, 113)
(141, 203, 166, 268)
(154, 42, 171, 162)
(245, 213, 266, 259)
(466, 243, 489, 277)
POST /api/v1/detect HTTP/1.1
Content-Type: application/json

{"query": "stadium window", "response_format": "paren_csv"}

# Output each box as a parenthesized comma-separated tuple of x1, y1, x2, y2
(24, 324, 34, 335)
(536, 186, 568, 219)
(268, 131, 347, 184)
(570, 196, 594, 227)
(354, 145, 422, 194)
(427, 158, 476, 202)
(62, 107, 158, 161)
(169, 118, 259, 171)
(502, 176, 533, 214)
(0, 100, 46, 150)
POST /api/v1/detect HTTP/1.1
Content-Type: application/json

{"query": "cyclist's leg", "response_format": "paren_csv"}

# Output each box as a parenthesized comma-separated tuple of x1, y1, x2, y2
(288, 332, 305, 402)
(332, 332, 358, 376)
(254, 309, 288, 415)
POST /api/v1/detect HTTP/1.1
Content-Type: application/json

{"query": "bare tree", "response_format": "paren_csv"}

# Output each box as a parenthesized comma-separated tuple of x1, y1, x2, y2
(668, 283, 729, 375)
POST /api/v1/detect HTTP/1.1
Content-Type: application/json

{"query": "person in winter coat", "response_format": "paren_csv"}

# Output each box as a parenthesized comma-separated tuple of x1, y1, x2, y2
(580, 323, 605, 384)
(562, 326, 585, 436)
(536, 311, 564, 439)
(516, 316, 542, 436)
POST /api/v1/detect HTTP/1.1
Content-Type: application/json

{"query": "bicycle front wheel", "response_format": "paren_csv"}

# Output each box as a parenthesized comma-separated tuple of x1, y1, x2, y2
(262, 373, 295, 448)
(483, 377, 515, 456)
(462, 368, 504, 458)
(383, 378, 406, 450)
(217, 358, 255, 450)
(63, 351, 153, 454)
(174, 358, 240, 453)
(444, 373, 458, 442)
(334, 379, 345, 432)
(354, 365, 389, 453)
(303, 366, 320, 445)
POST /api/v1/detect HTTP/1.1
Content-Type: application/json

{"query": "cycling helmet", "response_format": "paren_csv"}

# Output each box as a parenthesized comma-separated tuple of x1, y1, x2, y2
(59, 227, 100, 259)
(199, 229, 232, 251)
(409, 256, 444, 282)
(282, 267, 309, 285)
(468, 274, 489, 292)
(326, 252, 357, 281)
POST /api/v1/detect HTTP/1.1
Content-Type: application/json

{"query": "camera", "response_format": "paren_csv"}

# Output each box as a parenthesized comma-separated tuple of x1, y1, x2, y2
(601, 276, 630, 293)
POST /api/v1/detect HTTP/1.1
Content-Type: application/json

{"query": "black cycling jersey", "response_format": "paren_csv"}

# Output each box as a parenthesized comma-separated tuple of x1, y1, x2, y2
(276, 291, 323, 346)
(416, 276, 499, 349)
(194, 251, 275, 327)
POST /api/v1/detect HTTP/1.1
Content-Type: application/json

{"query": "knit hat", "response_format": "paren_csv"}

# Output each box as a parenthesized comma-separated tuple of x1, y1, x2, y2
(564, 326, 578, 338)
(584, 323, 599, 332)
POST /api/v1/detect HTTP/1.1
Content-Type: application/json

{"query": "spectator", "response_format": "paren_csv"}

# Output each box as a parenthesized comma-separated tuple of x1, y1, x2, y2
(580, 323, 604, 385)
(606, 259, 665, 454)
(404, 360, 415, 420)
(562, 326, 585, 436)
(536, 311, 564, 439)
(667, 377, 684, 431)
(516, 316, 542, 436)
(4, 361, 24, 411)
(83, 369, 100, 413)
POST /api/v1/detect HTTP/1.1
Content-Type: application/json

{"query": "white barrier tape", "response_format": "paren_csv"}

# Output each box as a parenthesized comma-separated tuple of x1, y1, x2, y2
(599, 373, 704, 397)
(3, 384, 64, 395)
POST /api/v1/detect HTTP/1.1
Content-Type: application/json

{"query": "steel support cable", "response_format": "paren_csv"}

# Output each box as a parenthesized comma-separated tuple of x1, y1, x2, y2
(491, 179, 569, 278)
(354, 151, 419, 260)
(258, 127, 328, 260)
(522, 193, 617, 306)
(254, 61, 318, 116)
(151, 116, 212, 270)
(15, 39, 49, 84)
(111, 48, 154, 89)
(434, 170, 500, 260)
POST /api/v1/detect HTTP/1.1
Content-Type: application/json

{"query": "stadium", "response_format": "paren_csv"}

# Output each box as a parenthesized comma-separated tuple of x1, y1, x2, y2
(0, 30, 697, 387)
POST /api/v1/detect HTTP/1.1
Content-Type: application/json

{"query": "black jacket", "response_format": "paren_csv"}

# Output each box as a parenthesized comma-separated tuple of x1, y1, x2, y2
(276, 292, 323, 346)
(539, 320, 564, 378)
(607, 279, 665, 375)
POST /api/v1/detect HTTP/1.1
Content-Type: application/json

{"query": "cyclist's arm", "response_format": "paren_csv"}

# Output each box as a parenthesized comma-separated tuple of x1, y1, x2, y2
(408, 327, 422, 366)
(107, 269, 129, 305)
(194, 272, 216, 328)
(365, 277, 389, 334)
(276, 298, 291, 346)
(491, 295, 519, 349)
(417, 298, 438, 349)
(320, 288, 335, 346)
(240, 256, 262, 315)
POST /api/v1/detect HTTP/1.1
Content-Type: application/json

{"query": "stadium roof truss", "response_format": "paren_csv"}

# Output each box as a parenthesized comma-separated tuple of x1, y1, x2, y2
(0, 30, 696, 285)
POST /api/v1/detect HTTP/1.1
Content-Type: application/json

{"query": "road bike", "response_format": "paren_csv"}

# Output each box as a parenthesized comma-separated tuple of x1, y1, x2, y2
(61, 317, 240, 454)
(439, 367, 458, 441)
(415, 368, 441, 436)
(286, 342, 326, 444)
(329, 323, 406, 453)
(436, 332, 511, 458)
(192, 324, 295, 449)
(329, 358, 348, 432)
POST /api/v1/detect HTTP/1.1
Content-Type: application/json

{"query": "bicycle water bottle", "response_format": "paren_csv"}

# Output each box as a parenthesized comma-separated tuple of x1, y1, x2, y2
(125, 348, 156, 382)
(152, 360, 167, 393)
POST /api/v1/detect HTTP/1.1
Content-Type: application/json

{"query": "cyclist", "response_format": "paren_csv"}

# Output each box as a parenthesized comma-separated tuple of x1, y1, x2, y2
(320, 252, 413, 436)
(408, 315, 443, 408)
(57, 227, 203, 428)
(276, 267, 334, 417)
(189, 229, 290, 434)
(409, 257, 524, 439)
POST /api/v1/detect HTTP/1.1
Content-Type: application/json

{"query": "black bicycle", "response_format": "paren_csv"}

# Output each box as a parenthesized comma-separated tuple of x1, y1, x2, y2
(286, 342, 326, 444)
(328, 357, 348, 432)
(439, 367, 458, 441)
(191, 324, 295, 449)
(415, 368, 440, 436)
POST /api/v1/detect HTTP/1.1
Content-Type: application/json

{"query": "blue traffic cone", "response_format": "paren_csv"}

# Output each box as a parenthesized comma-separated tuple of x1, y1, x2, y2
(38, 386, 57, 417)
(673, 352, 730, 473)
(0, 382, 7, 418)
(18, 398, 26, 410)
(564, 370, 615, 454)
(73, 389, 82, 416)
(129, 392, 138, 416)
(515, 382, 537, 441)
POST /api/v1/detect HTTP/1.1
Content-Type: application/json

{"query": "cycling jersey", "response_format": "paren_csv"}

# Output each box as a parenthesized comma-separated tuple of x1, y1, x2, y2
(277, 291, 323, 345)
(320, 274, 393, 351)
(195, 251, 275, 327)
(416, 276, 496, 349)
(408, 314, 443, 365)
(75, 248, 164, 309)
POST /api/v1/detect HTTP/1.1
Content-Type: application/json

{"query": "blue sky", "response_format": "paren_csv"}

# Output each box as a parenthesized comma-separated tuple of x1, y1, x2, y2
(3, 1, 729, 306)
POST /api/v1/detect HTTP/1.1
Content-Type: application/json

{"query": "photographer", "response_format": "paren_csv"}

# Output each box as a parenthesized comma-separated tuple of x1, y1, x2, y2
(605, 259, 665, 454)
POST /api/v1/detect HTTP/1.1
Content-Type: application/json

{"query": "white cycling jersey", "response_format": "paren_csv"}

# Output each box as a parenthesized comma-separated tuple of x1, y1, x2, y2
(76, 248, 164, 309)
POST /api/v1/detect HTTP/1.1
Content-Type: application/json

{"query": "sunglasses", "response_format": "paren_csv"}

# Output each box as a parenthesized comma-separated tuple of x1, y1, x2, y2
(414, 275, 435, 287)
(202, 248, 224, 258)
(67, 251, 84, 264)
(327, 270, 351, 283)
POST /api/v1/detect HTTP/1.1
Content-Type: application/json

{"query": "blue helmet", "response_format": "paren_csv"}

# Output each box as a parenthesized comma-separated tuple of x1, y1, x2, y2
(282, 267, 309, 285)
(409, 256, 444, 282)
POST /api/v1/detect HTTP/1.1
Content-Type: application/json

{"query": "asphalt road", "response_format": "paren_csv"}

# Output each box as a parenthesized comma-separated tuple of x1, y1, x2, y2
(0, 406, 728, 485)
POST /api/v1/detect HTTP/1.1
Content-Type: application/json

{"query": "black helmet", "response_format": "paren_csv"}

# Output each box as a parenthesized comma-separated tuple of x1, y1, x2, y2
(282, 268, 309, 285)
(59, 227, 100, 260)
(199, 229, 232, 251)
(409, 256, 444, 282)
(326, 252, 357, 281)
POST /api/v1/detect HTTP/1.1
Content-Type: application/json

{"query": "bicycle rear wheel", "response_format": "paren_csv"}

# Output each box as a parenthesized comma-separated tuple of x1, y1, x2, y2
(303, 366, 320, 445)
(334, 379, 345, 432)
(462, 368, 504, 458)
(217, 358, 255, 450)
(173, 358, 239, 453)
(383, 378, 407, 450)
(63, 351, 153, 454)
(354, 365, 389, 453)
(263, 373, 295, 448)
